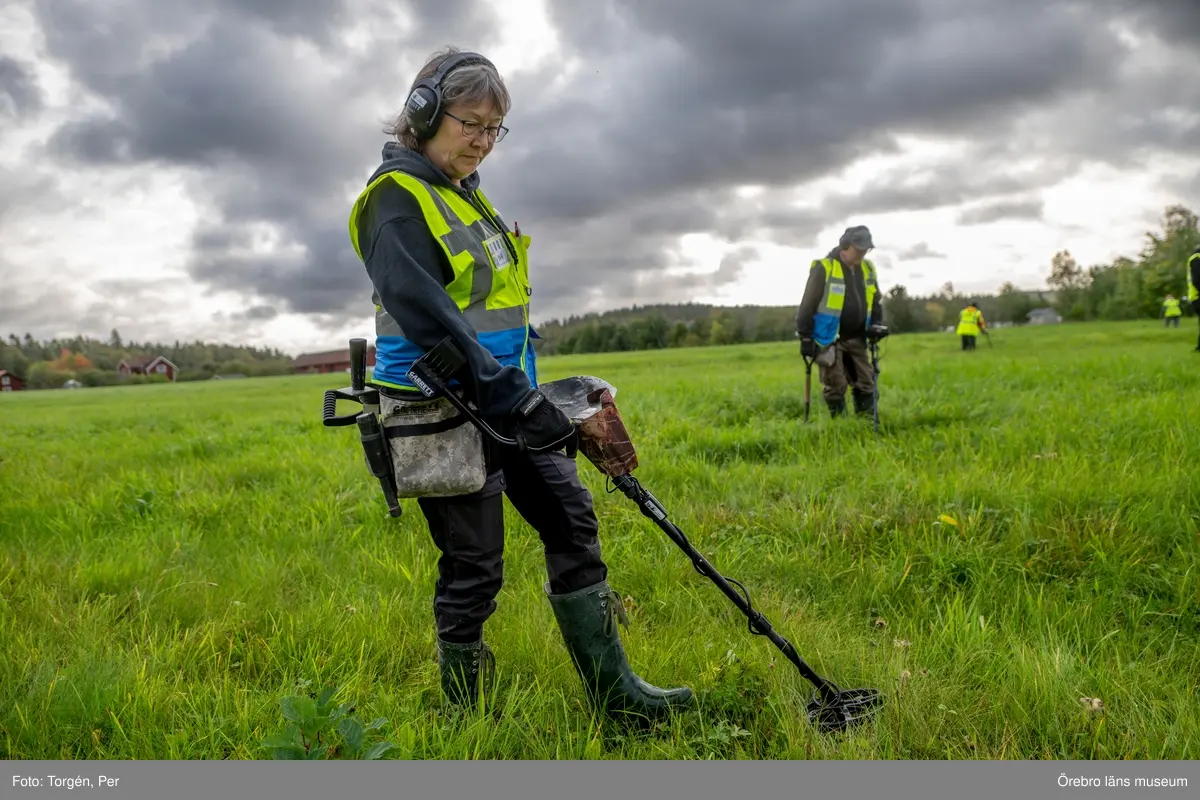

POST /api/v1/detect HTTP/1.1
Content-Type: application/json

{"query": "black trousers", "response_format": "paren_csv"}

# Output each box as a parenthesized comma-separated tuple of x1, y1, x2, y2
(961, 335, 976, 351)
(416, 440, 606, 643)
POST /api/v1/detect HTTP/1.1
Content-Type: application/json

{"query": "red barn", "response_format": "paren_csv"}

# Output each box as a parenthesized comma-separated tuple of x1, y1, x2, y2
(292, 346, 376, 374)
(0, 370, 24, 391)
(117, 355, 179, 382)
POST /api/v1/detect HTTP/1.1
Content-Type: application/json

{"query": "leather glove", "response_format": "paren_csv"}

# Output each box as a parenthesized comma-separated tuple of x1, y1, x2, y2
(510, 388, 578, 456)
(800, 338, 818, 359)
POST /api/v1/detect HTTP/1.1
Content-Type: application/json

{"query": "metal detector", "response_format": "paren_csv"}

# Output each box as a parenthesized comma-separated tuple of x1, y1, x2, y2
(365, 336, 886, 735)
(866, 324, 889, 434)
(802, 351, 816, 423)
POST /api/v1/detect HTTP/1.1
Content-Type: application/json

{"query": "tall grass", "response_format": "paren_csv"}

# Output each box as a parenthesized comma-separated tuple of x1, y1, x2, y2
(1, 320, 1198, 759)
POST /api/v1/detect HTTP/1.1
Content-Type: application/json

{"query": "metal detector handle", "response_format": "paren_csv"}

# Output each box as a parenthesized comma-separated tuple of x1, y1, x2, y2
(419, 376, 519, 447)
(323, 389, 361, 427)
(405, 341, 520, 446)
(350, 337, 368, 392)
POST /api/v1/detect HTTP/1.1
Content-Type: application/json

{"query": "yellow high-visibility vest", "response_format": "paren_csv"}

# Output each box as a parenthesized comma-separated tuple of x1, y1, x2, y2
(811, 258, 879, 346)
(348, 171, 534, 392)
(956, 307, 984, 336)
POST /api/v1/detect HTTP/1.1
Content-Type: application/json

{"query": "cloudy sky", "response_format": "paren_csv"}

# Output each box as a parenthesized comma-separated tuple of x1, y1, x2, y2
(2, 0, 1198, 357)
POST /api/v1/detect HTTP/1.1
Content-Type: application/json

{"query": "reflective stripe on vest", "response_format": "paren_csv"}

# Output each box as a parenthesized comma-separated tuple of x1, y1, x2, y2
(812, 258, 878, 346)
(1189, 253, 1200, 302)
(348, 171, 534, 392)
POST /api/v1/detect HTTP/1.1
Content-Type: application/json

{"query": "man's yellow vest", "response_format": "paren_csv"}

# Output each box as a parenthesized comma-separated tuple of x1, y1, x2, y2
(1164, 298, 1182, 318)
(956, 306, 984, 336)
(347, 171, 535, 393)
(812, 258, 879, 346)
(1188, 252, 1200, 303)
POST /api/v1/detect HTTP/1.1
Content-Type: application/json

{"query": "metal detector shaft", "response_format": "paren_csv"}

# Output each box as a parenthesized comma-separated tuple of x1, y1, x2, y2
(870, 343, 880, 434)
(610, 472, 837, 701)
(802, 357, 813, 423)
(866, 325, 888, 435)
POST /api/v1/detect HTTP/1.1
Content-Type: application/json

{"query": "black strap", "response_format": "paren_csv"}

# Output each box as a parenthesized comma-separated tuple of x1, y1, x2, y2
(384, 412, 469, 438)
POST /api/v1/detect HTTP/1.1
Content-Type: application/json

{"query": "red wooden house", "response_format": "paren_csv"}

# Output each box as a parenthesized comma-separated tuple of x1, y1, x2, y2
(0, 370, 24, 391)
(292, 346, 376, 374)
(117, 354, 179, 382)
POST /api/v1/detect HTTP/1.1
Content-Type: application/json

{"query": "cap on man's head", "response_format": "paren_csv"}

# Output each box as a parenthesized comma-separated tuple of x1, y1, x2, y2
(840, 225, 874, 251)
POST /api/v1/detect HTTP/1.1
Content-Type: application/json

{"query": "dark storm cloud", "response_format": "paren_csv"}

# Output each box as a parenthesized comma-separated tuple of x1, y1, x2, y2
(476, 0, 1152, 317)
(31, 0, 503, 329)
(956, 197, 1045, 225)
(0, 57, 43, 119)
(1127, 0, 1200, 46)
(898, 243, 948, 260)
(9, 0, 1200, 341)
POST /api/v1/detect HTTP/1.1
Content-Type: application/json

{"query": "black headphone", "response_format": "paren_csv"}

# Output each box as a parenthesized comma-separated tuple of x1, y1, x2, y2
(405, 51, 495, 140)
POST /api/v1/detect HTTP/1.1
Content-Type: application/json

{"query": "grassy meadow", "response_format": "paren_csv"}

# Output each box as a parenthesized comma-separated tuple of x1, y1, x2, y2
(1, 319, 1198, 760)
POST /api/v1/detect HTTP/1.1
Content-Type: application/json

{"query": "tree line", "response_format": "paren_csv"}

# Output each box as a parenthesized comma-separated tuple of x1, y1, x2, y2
(3, 206, 1195, 383)
(0, 330, 295, 390)
(532, 204, 1199, 355)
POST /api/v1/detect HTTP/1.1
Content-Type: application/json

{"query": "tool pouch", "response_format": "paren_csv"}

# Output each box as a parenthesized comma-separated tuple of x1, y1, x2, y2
(379, 392, 487, 497)
(815, 344, 837, 367)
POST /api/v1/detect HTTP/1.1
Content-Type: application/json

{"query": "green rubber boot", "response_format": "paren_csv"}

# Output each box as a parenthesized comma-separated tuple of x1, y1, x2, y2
(546, 580, 693, 719)
(436, 636, 494, 708)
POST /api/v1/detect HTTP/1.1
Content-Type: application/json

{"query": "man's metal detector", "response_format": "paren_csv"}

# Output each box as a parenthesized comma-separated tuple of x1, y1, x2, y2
(322, 336, 885, 735)
(802, 351, 816, 423)
(867, 324, 889, 434)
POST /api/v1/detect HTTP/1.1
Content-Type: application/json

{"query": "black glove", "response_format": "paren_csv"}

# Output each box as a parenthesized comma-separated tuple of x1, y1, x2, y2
(800, 337, 818, 359)
(510, 388, 578, 456)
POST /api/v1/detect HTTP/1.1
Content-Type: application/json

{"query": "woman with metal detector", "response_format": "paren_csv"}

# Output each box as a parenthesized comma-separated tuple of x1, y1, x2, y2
(396, 341, 885, 734)
(343, 45, 692, 720)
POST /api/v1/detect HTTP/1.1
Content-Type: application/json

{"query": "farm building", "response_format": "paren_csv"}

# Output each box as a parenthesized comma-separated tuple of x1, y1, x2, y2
(0, 370, 24, 391)
(292, 346, 376, 374)
(1027, 308, 1062, 325)
(117, 354, 179, 382)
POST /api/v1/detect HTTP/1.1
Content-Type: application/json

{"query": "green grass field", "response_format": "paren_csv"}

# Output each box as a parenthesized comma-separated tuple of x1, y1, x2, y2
(2, 320, 1198, 760)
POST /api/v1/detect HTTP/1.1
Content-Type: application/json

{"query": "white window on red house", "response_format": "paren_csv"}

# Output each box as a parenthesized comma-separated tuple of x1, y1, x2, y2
(158, 365, 167, 373)
(1, 376, 9, 385)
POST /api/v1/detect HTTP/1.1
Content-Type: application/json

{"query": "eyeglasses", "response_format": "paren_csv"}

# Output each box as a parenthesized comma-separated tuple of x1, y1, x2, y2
(445, 112, 508, 143)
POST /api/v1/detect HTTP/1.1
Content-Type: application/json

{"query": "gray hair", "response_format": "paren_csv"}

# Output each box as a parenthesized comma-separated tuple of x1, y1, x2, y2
(384, 46, 512, 150)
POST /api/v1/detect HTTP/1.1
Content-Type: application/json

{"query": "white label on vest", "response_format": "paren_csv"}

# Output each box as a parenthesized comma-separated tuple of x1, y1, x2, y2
(830, 283, 845, 295)
(484, 234, 512, 271)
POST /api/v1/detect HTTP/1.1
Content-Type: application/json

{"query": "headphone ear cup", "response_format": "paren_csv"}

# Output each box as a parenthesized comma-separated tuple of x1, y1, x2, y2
(406, 83, 440, 139)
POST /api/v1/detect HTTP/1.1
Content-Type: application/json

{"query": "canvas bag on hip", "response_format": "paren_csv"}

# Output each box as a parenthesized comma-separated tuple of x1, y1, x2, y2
(379, 391, 487, 497)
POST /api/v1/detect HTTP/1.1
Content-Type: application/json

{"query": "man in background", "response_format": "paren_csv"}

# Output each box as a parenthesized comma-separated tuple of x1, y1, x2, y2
(1162, 294, 1182, 328)
(796, 225, 885, 418)
(957, 300, 987, 349)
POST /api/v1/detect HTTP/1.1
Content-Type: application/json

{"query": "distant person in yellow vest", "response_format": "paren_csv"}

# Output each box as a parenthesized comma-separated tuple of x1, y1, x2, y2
(956, 301, 986, 351)
(1189, 245, 1200, 351)
(796, 225, 885, 418)
(1162, 294, 1182, 328)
